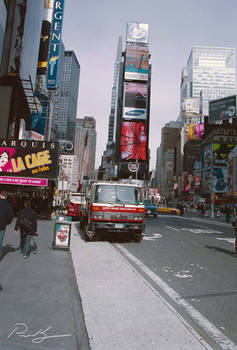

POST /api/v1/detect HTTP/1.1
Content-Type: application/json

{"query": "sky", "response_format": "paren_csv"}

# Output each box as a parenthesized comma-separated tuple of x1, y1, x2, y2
(61, 0, 237, 169)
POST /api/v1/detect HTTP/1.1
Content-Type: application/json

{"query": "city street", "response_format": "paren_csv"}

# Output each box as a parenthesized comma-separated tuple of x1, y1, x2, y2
(1, 215, 237, 350)
(113, 215, 237, 349)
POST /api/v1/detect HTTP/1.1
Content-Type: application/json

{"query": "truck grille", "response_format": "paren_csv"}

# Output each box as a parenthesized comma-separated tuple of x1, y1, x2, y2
(104, 213, 133, 221)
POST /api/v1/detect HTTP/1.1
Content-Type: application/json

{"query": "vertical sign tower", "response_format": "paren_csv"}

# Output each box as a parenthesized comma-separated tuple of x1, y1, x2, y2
(119, 22, 151, 180)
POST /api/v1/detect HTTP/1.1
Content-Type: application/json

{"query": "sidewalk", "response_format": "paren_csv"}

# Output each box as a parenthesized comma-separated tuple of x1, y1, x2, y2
(0, 217, 215, 350)
(70, 226, 213, 350)
(0, 218, 90, 350)
(183, 210, 233, 226)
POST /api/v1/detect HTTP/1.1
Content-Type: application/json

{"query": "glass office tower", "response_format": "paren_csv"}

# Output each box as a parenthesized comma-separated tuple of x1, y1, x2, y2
(57, 50, 80, 142)
(187, 46, 236, 116)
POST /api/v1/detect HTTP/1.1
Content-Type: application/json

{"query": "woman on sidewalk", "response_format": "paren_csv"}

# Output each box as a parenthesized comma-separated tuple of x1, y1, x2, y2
(14, 200, 37, 258)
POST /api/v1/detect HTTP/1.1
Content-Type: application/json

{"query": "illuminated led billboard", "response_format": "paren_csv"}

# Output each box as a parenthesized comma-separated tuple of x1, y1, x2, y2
(123, 82, 147, 120)
(126, 23, 149, 44)
(188, 123, 204, 140)
(209, 95, 236, 122)
(120, 122, 147, 160)
(124, 43, 149, 81)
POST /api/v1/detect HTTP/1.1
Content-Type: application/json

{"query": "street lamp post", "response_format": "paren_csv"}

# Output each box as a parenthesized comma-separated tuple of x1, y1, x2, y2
(211, 174, 215, 218)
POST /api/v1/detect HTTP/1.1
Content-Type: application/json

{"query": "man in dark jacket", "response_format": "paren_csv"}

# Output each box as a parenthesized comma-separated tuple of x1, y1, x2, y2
(0, 190, 14, 259)
(15, 199, 37, 258)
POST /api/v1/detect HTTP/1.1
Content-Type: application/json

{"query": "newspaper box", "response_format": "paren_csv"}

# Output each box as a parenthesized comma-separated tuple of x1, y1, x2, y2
(52, 215, 72, 250)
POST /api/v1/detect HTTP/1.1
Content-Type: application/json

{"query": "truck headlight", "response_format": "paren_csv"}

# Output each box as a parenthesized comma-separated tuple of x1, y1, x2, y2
(134, 214, 144, 221)
(93, 211, 104, 219)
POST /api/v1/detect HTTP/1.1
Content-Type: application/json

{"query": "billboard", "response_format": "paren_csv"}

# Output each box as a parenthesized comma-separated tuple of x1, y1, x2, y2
(37, 0, 54, 75)
(123, 82, 147, 120)
(212, 143, 235, 167)
(120, 122, 147, 161)
(209, 95, 236, 122)
(188, 123, 204, 140)
(126, 23, 149, 44)
(30, 90, 48, 140)
(47, 0, 65, 89)
(182, 172, 194, 192)
(0, 139, 59, 181)
(202, 144, 212, 170)
(124, 43, 149, 81)
(213, 167, 228, 193)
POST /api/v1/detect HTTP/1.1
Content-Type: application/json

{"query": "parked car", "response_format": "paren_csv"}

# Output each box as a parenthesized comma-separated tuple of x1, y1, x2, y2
(144, 199, 158, 218)
(157, 206, 181, 215)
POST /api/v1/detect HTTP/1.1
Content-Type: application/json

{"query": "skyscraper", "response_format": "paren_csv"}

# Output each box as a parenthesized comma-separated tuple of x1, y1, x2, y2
(107, 36, 123, 143)
(57, 50, 80, 142)
(181, 46, 236, 121)
(74, 117, 97, 182)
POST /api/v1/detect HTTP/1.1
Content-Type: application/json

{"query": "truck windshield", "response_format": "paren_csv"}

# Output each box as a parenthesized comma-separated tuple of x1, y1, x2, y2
(71, 194, 84, 204)
(93, 185, 143, 205)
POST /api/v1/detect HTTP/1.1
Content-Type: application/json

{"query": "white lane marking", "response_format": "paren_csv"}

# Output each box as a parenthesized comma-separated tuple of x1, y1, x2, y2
(216, 238, 235, 244)
(181, 228, 223, 234)
(166, 225, 179, 231)
(115, 244, 236, 350)
(174, 273, 193, 279)
(166, 226, 223, 234)
(143, 233, 162, 241)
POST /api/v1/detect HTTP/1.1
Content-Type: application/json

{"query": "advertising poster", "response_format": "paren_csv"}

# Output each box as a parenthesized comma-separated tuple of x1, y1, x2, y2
(55, 223, 70, 247)
(213, 167, 228, 193)
(126, 23, 149, 44)
(123, 82, 147, 120)
(124, 43, 149, 81)
(194, 175, 201, 189)
(37, 0, 54, 75)
(202, 169, 212, 193)
(30, 90, 48, 140)
(212, 143, 234, 167)
(228, 146, 237, 193)
(202, 144, 212, 170)
(120, 122, 147, 160)
(188, 123, 204, 140)
(209, 95, 236, 122)
(182, 172, 194, 192)
(0, 139, 59, 182)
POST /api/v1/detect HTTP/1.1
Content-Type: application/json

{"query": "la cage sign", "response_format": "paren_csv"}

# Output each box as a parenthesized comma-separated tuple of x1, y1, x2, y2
(0, 139, 59, 179)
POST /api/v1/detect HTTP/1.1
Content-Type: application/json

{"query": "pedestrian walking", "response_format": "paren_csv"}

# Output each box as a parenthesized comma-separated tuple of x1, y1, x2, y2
(15, 199, 37, 258)
(225, 203, 231, 223)
(0, 190, 14, 260)
(231, 219, 237, 254)
(200, 203, 205, 217)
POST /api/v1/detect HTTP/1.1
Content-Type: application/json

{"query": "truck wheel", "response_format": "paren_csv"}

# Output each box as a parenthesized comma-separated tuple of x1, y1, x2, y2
(79, 218, 84, 229)
(134, 234, 143, 242)
(84, 222, 97, 241)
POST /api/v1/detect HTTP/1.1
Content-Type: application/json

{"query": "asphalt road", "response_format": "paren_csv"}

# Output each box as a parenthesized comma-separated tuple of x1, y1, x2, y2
(112, 215, 237, 350)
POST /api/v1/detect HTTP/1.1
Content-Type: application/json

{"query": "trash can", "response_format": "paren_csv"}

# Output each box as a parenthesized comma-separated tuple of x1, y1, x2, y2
(52, 215, 72, 250)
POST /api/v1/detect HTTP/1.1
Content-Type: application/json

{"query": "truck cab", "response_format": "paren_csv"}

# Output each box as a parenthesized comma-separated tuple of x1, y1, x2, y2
(82, 181, 145, 242)
(67, 192, 86, 221)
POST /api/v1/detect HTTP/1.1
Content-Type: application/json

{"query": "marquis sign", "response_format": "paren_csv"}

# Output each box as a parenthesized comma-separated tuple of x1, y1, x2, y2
(0, 139, 59, 182)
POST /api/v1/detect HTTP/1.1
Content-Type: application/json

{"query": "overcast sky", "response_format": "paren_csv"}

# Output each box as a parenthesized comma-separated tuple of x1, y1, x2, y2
(61, 0, 237, 169)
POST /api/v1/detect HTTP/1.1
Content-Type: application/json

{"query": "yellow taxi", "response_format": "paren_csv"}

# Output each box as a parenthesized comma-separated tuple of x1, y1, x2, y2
(157, 206, 181, 215)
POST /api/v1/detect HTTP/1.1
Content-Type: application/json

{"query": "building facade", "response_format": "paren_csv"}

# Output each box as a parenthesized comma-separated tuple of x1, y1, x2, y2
(74, 117, 97, 183)
(185, 46, 236, 118)
(60, 154, 79, 192)
(57, 50, 80, 143)
(0, 0, 44, 139)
